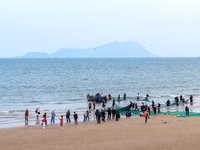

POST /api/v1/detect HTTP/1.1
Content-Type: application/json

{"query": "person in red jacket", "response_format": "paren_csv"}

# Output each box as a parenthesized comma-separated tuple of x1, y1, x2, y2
(25, 109, 29, 126)
(42, 115, 46, 129)
(59, 115, 64, 129)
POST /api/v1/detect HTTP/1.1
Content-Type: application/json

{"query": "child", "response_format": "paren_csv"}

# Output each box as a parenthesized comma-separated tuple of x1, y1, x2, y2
(59, 115, 64, 129)
(42, 115, 46, 129)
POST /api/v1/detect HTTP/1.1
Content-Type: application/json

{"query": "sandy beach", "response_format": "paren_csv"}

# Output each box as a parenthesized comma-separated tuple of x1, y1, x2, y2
(1, 114, 200, 150)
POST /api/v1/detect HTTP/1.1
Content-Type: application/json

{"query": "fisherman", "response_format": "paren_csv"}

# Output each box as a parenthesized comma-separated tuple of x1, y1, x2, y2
(158, 103, 161, 113)
(143, 109, 149, 123)
(152, 100, 155, 108)
(166, 99, 171, 106)
(185, 106, 189, 115)
(112, 99, 115, 107)
(146, 93, 149, 98)
(175, 96, 179, 106)
(115, 109, 120, 121)
(107, 107, 111, 120)
(88, 101, 92, 110)
(123, 93, 126, 100)
(190, 95, 194, 103)
(108, 94, 112, 100)
(112, 108, 116, 119)
(118, 94, 120, 101)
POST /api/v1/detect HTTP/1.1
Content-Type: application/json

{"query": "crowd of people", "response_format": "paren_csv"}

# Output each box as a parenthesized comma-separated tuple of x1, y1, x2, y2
(24, 94, 194, 129)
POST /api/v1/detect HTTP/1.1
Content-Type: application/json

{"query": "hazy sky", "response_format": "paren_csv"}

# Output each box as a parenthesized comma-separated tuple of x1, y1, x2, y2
(0, 0, 200, 58)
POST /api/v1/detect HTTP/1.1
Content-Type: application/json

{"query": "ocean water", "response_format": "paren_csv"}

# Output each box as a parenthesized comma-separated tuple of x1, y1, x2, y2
(0, 58, 200, 128)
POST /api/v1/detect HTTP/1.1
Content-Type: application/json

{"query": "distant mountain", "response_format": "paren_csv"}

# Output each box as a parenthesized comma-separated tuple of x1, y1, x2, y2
(20, 41, 157, 58)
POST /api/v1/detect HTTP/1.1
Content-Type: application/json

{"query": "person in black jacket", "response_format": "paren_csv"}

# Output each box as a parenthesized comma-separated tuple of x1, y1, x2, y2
(115, 109, 120, 121)
(185, 106, 189, 115)
(107, 107, 111, 120)
(66, 110, 71, 123)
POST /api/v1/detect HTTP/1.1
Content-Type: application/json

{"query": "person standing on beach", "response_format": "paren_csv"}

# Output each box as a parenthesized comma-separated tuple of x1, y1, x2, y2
(25, 109, 29, 126)
(88, 102, 92, 111)
(107, 107, 111, 120)
(96, 109, 101, 124)
(112, 108, 116, 119)
(83, 110, 87, 122)
(143, 109, 149, 123)
(73, 112, 78, 125)
(166, 99, 171, 107)
(59, 115, 64, 129)
(86, 110, 89, 121)
(158, 103, 161, 113)
(185, 106, 189, 115)
(115, 109, 120, 121)
(42, 115, 46, 129)
(123, 93, 126, 100)
(43, 112, 47, 126)
(93, 101, 96, 110)
(66, 110, 71, 123)
(50, 111, 56, 124)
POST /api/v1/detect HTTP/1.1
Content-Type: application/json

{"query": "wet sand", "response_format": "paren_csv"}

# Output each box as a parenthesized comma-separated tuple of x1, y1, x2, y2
(1, 114, 200, 150)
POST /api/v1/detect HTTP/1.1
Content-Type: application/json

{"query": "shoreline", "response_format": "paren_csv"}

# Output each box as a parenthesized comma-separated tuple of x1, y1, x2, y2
(1, 114, 200, 150)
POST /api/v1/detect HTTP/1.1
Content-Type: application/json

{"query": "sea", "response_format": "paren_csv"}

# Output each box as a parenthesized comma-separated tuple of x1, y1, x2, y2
(0, 57, 200, 128)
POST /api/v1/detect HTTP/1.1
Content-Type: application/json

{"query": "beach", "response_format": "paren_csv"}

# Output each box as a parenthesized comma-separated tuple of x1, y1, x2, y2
(1, 114, 200, 150)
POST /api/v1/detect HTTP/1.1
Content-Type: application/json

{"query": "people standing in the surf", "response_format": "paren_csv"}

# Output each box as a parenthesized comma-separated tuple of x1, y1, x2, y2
(123, 93, 126, 100)
(112, 99, 115, 107)
(175, 96, 179, 106)
(102, 99, 106, 108)
(118, 94, 120, 101)
(158, 103, 161, 113)
(166, 99, 171, 106)
(180, 95, 183, 101)
(190, 95, 194, 103)
(35, 106, 40, 115)
(137, 93, 140, 100)
(141, 103, 145, 113)
(59, 115, 64, 129)
(112, 108, 116, 119)
(73, 112, 78, 125)
(129, 101, 132, 109)
(50, 110, 56, 124)
(66, 110, 71, 123)
(134, 102, 138, 110)
(185, 106, 189, 115)
(151, 100, 155, 108)
(25, 109, 29, 126)
(93, 101, 96, 110)
(108, 94, 112, 100)
(146, 93, 149, 98)
(88, 101, 92, 111)
(107, 107, 111, 120)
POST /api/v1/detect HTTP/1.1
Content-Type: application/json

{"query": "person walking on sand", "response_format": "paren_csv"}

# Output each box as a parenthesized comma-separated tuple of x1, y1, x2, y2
(50, 110, 56, 124)
(59, 115, 64, 129)
(25, 109, 29, 126)
(66, 110, 71, 123)
(143, 109, 149, 123)
(42, 115, 46, 129)
(73, 112, 78, 125)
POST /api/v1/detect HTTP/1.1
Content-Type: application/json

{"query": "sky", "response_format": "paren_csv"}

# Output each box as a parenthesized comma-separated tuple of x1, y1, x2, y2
(0, 0, 200, 58)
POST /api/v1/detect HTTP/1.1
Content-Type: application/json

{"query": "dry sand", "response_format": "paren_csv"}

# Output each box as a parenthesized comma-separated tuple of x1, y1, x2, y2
(1, 115, 200, 150)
